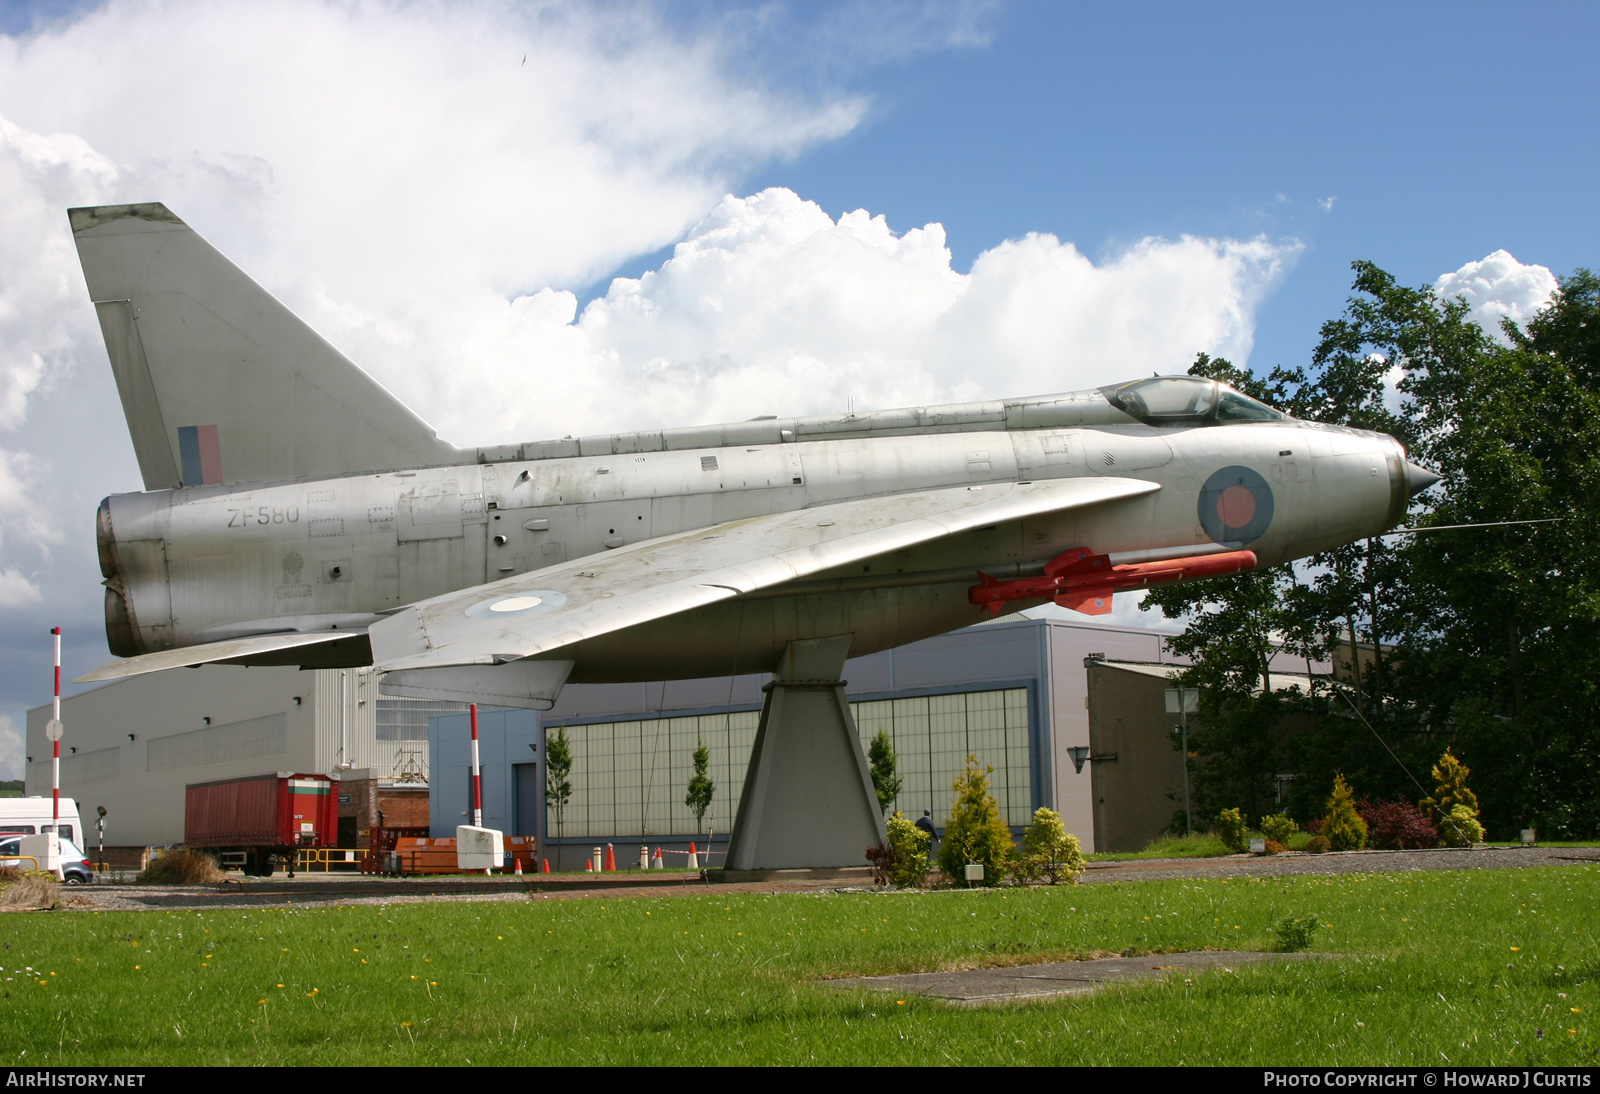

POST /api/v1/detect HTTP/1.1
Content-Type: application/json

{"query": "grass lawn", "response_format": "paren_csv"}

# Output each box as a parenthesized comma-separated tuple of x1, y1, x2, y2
(1, 865, 1596, 1066)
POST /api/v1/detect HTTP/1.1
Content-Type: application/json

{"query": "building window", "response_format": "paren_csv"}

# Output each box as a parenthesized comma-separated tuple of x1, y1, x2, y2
(546, 687, 1032, 839)
(378, 699, 469, 742)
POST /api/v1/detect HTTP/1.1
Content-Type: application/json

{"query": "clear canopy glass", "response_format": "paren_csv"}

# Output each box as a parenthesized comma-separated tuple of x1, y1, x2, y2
(1105, 376, 1284, 425)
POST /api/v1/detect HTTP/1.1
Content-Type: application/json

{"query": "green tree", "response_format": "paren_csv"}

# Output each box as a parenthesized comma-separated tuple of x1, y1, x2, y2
(1322, 774, 1368, 852)
(936, 755, 1014, 886)
(1014, 807, 1085, 885)
(684, 739, 715, 833)
(867, 728, 902, 816)
(545, 726, 574, 840)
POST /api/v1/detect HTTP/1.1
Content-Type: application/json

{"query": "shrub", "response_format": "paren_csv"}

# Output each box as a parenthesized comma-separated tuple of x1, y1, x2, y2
(1303, 835, 1331, 853)
(1304, 818, 1324, 836)
(1214, 807, 1249, 853)
(137, 849, 225, 884)
(865, 842, 895, 886)
(1263, 839, 1287, 855)
(1442, 803, 1485, 846)
(884, 811, 931, 887)
(1273, 915, 1321, 952)
(1014, 807, 1085, 885)
(1323, 774, 1368, 852)
(937, 755, 1014, 886)
(1422, 750, 1483, 847)
(1358, 798, 1439, 850)
(1261, 813, 1298, 845)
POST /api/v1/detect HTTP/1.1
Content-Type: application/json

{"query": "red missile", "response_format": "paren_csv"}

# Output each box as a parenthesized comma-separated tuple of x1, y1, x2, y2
(968, 546, 1258, 616)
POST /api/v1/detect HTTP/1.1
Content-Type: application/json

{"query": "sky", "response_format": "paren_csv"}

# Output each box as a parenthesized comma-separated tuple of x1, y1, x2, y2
(0, 0, 1593, 777)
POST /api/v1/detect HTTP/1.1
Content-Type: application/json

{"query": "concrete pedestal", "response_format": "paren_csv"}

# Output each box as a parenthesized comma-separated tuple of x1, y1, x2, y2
(725, 636, 887, 870)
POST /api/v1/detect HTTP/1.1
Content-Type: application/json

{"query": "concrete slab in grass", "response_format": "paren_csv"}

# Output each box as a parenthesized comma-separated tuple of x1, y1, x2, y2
(823, 950, 1324, 1005)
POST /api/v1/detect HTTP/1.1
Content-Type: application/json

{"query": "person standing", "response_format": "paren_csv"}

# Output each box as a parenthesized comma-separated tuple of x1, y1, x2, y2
(915, 809, 937, 852)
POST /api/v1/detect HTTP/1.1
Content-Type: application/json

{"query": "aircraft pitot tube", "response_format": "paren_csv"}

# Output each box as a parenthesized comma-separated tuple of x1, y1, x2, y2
(968, 546, 1258, 617)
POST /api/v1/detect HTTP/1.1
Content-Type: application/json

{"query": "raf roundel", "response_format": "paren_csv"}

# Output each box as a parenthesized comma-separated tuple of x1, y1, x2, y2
(1198, 465, 1274, 547)
(464, 590, 568, 620)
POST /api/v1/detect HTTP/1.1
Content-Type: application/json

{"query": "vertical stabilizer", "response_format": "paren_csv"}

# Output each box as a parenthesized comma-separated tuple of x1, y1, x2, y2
(71, 204, 463, 489)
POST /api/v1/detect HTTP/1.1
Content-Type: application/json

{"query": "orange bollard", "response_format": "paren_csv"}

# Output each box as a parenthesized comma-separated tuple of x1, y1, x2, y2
(604, 843, 616, 872)
(542, 858, 550, 874)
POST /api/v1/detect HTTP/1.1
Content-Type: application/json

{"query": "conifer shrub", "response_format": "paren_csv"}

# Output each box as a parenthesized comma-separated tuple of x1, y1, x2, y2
(937, 755, 1014, 886)
(1214, 807, 1249, 853)
(1422, 749, 1484, 846)
(1358, 798, 1439, 850)
(1442, 803, 1485, 846)
(1323, 774, 1368, 851)
(1303, 835, 1331, 853)
(1260, 813, 1298, 845)
(1013, 807, 1085, 885)
(884, 810, 931, 887)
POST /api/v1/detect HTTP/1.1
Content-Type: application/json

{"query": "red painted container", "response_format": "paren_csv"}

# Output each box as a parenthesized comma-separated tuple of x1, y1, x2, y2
(185, 773, 337, 872)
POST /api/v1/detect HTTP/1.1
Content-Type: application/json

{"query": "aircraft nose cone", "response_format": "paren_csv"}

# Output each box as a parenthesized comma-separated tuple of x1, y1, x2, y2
(1405, 462, 1442, 496)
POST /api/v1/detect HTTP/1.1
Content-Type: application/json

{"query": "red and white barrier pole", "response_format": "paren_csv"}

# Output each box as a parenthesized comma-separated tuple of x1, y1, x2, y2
(469, 702, 483, 828)
(50, 628, 60, 833)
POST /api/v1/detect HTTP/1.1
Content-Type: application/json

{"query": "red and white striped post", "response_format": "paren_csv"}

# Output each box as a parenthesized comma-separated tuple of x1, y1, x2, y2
(469, 702, 483, 829)
(50, 627, 61, 833)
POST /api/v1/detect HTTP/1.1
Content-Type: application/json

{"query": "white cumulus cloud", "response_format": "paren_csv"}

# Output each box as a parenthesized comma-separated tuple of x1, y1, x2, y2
(402, 188, 1302, 445)
(1435, 249, 1559, 344)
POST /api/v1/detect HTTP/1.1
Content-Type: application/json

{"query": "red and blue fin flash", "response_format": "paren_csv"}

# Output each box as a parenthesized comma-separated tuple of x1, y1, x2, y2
(177, 425, 223, 486)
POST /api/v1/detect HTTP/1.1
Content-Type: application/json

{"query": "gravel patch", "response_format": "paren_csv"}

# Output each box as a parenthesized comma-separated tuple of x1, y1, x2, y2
(1080, 845, 1600, 884)
(53, 846, 1599, 912)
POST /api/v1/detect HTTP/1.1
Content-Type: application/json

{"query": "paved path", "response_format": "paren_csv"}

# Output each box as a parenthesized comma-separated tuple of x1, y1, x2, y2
(825, 950, 1324, 1004)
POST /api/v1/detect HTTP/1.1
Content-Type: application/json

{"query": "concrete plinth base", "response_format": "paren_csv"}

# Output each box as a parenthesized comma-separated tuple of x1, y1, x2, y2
(725, 636, 887, 870)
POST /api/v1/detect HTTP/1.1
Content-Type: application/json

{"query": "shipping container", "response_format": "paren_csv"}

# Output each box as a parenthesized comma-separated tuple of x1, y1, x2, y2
(185, 773, 337, 875)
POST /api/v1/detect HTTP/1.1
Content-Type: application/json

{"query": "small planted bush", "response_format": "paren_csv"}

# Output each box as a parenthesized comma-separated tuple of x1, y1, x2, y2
(1260, 813, 1298, 846)
(1322, 774, 1369, 852)
(1423, 750, 1484, 847)
(1441, 803, 1485, 846)
(1303, 834, 1331, 853)
(936, 755, 1014, 887)
(884, 810, 931, 887)
(1214, 807, 1249, 853)
(1014, 806, 1085, 885)
(1358, 798, 1439, 850)
(1273, 915, 1321, 953)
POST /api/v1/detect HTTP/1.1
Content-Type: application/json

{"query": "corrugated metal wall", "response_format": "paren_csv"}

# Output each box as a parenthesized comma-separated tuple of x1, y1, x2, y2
(310, 669, 450, 780)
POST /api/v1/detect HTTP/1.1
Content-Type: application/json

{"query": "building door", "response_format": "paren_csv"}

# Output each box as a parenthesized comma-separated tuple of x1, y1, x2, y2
(513, 762, 540, 837)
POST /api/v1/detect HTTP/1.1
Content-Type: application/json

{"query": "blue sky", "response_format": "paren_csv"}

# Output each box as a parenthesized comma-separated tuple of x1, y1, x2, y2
(0, 0, 1593, 771)
(738, 1, 1598, 372)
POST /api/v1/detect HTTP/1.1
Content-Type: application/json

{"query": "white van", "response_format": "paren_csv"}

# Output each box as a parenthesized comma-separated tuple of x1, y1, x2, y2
(0, 797, 83, 846)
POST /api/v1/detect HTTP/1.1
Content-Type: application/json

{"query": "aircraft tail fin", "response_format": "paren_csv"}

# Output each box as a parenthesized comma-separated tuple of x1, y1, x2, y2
(70, 203, 462, 490)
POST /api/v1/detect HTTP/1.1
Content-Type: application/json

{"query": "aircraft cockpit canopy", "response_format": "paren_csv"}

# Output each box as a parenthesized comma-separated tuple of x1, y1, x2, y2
(1103, 375, 1285, 426)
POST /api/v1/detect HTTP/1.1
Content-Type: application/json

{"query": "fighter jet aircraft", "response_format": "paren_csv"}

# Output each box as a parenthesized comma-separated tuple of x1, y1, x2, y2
(74, 202, 1437, 702)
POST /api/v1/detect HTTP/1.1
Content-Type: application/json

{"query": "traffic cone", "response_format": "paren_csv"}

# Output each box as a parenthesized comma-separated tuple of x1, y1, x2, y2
(542, 858, 550, 874)
(687, 841, 699, 870)
(604, 843, 616, 872)
(585, 859, 593, 873)
(651, 847, 664, 869)
(514, 857, 523, 876)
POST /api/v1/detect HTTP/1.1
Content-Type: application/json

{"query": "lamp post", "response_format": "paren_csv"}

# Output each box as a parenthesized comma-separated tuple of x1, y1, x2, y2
(1165, 687, 1198, 836)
